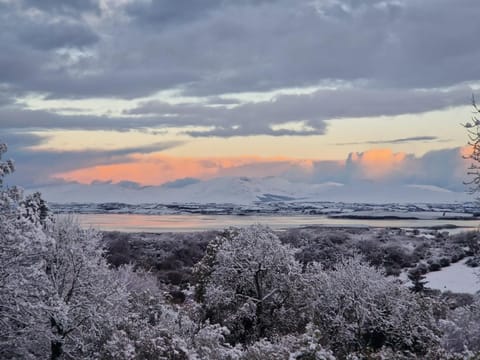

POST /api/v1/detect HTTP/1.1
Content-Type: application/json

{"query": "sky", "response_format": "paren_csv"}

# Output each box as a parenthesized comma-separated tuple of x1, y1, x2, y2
(0, 0, 479, 192)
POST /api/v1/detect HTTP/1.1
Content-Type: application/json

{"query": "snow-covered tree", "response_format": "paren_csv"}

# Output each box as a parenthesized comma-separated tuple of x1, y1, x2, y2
(0, 143, 14, 185)
(0, 145, 131, 358)
(189, 322, 242, 360)
(195, 225, 309, 343)
(240, 324, 336, 360)
(0, 144, 53, 358)
(306, 257, 440, 358)
(408, 263, 429, 293)
(99, 290, 190, 360)
(101, 266, 243, 359)
(441, 298, 480, 354)
(43, 216, 131, 359)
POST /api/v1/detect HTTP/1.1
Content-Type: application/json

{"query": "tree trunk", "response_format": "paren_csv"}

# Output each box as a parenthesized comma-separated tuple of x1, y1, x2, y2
(254, 265, 265, 338)
(50, 340, 63, 360)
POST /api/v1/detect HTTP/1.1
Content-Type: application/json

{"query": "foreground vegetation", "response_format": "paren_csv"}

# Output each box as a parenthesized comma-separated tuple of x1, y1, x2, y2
(2, 144, 480, 359)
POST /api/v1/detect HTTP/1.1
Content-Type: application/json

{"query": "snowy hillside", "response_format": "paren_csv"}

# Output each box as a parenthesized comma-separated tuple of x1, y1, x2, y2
(32, 176, 472, 205)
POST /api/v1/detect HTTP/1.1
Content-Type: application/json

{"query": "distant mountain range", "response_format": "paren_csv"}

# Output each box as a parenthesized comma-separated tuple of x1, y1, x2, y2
(30, 176, 473, 205)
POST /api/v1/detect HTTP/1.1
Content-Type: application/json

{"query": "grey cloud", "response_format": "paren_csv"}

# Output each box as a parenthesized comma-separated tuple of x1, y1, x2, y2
(126, 0, 280, 29)
(0, 84, 469, 137)
(31, 141, 182, 159)
(0, 107, 180, 131)
(306, 147, 468, 191)
(18, 21, 99, 50)
(414, 148, 469, 191)
(372, 0, 480, 89)
(0, 0, 479, 100)
(1, 132, 181, 187)
(0, 92, 13, 107)
(370, 136, 439, 144)
(126, 98, 328, 136)
(175, 0, 480, 96)
(1, 132, 49, 150)
(126, 0, 223, 28)
(0, 2, 99, 92)
(0, 42, 42, 84)
(187, 127, 320, 137)
(335, 136, 441, 146)
(126, 86, 469, 137)
(21, 0, 100, 15)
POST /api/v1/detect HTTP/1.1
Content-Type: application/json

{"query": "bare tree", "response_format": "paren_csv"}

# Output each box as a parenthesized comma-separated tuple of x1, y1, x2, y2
(462, 96, 480, 193)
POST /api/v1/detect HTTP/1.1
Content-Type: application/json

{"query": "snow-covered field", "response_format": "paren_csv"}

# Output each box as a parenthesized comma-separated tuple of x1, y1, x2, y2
(425, 259, 480, 294)
(400, 258, 480, 294)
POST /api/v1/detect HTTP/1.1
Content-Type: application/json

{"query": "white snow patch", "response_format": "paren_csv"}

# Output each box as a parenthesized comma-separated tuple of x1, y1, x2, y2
(407, 184, 453, 193)
(425, 259, 480, 294)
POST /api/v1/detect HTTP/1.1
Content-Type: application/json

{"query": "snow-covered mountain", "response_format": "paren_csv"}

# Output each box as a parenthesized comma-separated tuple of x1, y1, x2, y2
(30, 176, 472, 205)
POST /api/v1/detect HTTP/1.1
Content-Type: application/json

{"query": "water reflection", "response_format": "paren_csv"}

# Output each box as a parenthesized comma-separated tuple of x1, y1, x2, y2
(69, 214, 480, 233)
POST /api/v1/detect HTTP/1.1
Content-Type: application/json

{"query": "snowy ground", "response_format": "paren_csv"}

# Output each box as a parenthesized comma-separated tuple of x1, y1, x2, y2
(50, 200, 480, 218)
(400, 258, 480, 294)
(329, 210, 475, 220)
(424, 259, 480, 294)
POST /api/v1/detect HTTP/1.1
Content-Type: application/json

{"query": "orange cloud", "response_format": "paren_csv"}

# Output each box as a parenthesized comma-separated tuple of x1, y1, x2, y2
(348, 148, 408, 179)
(55, 154, 314, 185)
(55, 147, 466, 186)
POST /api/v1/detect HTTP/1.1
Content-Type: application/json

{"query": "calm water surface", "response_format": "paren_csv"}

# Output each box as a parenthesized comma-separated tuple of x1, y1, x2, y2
(73, 213, 480, 233)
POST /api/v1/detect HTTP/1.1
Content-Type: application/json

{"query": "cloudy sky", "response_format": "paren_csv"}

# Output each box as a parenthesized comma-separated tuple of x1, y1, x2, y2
(0, 0, 478, 191)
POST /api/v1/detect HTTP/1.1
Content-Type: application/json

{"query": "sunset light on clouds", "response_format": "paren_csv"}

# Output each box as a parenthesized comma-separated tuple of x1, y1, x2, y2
(56, 155, 317, 185)
(52, 147, 471, 196)
(348, 149, 407, 180)
(54, 149, 406, 186)
(0, 0, 478, 199)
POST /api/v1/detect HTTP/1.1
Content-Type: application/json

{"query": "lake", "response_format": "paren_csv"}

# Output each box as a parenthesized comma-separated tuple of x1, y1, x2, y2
(72, 213, 480, 233)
